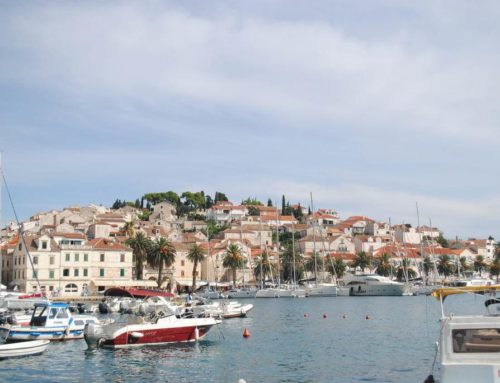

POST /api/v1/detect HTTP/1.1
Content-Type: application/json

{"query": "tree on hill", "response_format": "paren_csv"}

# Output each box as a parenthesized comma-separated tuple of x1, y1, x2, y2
(436, 234, 449, 248)
(148, 237, 176, 288)
(214, 191, 229, 203)
(242, 197, 263, 206)
(267, 198, 273, 207)
(474, 255, 487, 276)
(223, 243, 244, 286)
(187, 244, 206, 292)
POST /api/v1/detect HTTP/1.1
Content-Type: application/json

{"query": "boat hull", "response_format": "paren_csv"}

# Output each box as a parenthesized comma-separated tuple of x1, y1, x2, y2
(348, 284, 408, 296)
(0, 339, 50, 358)
(0, 325, 85, 341)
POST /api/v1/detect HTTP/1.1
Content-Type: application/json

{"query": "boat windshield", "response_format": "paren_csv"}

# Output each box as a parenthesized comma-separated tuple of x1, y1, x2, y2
(453, 329, 500, 353)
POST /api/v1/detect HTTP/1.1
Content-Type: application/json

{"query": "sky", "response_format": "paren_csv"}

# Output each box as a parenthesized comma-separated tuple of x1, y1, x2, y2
(0, 1, 499, 239)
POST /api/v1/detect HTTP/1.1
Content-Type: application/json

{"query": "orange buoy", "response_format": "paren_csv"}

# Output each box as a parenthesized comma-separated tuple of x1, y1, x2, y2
(323, 313, 327, 319)
(243, 328, 250, 338)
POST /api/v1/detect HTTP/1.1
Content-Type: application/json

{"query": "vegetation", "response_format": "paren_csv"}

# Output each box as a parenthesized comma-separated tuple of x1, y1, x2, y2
(280, 244, 304, 282)
(223, 243, 245, 286)
(148, 237, 176, 288)
(352, 251, 372, 273)
(437, 254, 453, 277)
(396, 258, 417, 281)
(375, 253, 393, 277)
(436, 234, 449, 248)
(422, 256, 434, 277)
(473, 255, 487, 276)
(186, 244, 206, 292)
(304, 253, 322, 279)
(253, 249, 277, 285)
(490, 255, 500, 282)
(242, 197, 263, 206)
(328, 257, 347, 279)
(126, 232, 152, 280)
(123, 221, 135, 238)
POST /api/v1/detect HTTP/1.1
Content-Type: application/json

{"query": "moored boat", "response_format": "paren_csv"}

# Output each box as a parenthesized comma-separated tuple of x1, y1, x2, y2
(0, 302, 99, 342)
(0, 339, 50, 359)
(344, 274, 411, 296)
(84, 309, 221, 349)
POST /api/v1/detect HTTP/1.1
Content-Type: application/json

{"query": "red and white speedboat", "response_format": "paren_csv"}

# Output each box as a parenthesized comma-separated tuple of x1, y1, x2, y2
(84, 312, 221, 349)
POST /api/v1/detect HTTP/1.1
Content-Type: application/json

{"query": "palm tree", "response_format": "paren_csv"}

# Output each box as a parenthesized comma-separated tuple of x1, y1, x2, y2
(123, 221, 135, 238)
(459, 256, 470, 276)
(126, 232, 152, 280)
(280, 244, 304, 283)
(422, 256, 434, 277)
(304, 252, 322, 280)
(474, 255, 487, 276)
(253, 249, 277, 285)
(490, 256, 500, 282)
(327, 257, 347, 279)
(148, 237, 176, 288)
(186, 244, 206, 292)
(396, 258, 417, 282)
(352, 251, 372, 273)
(437, 254, 453, 278)
(223, 243, 245, 287)
(375, 253, 393, 277)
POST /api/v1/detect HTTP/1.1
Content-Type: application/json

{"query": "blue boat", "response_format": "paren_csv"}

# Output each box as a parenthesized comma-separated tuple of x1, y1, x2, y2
(0, 302, 98, 342)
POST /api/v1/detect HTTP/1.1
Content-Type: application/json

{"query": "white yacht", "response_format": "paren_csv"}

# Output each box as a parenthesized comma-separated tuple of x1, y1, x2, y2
(427, 285, 500, 383)
(306, 283, 339, 297)
(227, 287, 257, 299)
(343, 274, 411, 296)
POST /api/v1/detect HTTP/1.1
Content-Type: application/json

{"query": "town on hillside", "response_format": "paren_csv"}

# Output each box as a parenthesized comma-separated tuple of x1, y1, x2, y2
(0, 191, 497, 297)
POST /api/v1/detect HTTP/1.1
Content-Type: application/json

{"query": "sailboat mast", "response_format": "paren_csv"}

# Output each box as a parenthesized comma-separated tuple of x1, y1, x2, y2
(310, 192, 318, 284)
(416, 202, 426, 285)
(240, 223, 245, 287)
(259, 217, 263, 289)
(275, 204, 280, 287)
(292, 218, 296, 285)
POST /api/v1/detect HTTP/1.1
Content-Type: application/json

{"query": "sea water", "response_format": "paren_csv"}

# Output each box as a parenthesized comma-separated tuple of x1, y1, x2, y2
(1, 295, 485, 383)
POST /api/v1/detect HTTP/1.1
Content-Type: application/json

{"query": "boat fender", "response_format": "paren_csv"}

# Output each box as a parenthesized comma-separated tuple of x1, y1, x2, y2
(65, 326, 70, 336)
(130, 332, 144, 338)
(423, 375, 435, 383)
(194, 327, 199, 341)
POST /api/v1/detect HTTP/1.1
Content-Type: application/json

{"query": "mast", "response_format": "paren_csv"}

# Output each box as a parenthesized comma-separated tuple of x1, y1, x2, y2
(275, 204, 280, 287)
(416, 202, 426, 285)
(259, 217, 263, 289)
(240, 223, 245, 287)
(310, 192, 318, 284)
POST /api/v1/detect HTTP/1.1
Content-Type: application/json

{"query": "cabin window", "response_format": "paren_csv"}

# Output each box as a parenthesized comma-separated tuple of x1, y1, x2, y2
(453, 329, 500, 353)
(49, 308, 58, 319)
(64, 283, 78, 293)
(56, 308, 69, 318)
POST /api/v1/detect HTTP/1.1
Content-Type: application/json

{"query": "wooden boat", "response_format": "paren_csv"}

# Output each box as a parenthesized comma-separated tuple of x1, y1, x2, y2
(0, 339, 50, 359)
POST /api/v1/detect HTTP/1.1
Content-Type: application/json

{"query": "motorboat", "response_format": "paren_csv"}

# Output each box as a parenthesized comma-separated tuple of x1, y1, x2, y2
(425, 285, 500, 383)
(227, 287, 257, 299)
(196, 287, 226, 300)
(344, 274, 411, 296)
(0, 302, 99, 341)
(0, 339, 50, 359)
(220, 301, 253, 319)
(84, 307, 221, 349)
(306, 283, 340, 297)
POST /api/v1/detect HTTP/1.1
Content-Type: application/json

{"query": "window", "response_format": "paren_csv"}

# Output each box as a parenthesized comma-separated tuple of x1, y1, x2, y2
(120, 269, 125, 277)
(453, 329, 500, 353)
(32, 270, 37, 278)
(64, 283, 78, 293)
(49, 270, 54, 279)
(18, 243, 22, 251)
(84, 253, 88, 262)
(181, 260, 185, 266)
(42, 241, 47, 250)
(120, 254, 125, 262)
(100, 254, 105, 262)
(74, 253, 79, 262)
(99, 269, 105, 277)
(63, 269, 70, 277)
(74, 269, 79, 277)
(50, 257, 54, 265)
(65, 253, 70, 262)
(49, 308, 58, 319)
(33, 256, 38, 265)
(83, 269, 88, 277)
(181, 271, 185, 277)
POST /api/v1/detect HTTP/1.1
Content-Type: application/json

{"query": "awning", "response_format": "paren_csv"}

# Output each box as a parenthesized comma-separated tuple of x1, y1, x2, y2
(90, 279, 159, 288)
(176, 280, 208, 287)
(432, 285, 500, 301)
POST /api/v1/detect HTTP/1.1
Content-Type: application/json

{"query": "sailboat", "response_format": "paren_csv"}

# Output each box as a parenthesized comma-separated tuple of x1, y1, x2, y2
(227, 224, 257, 298)
(305, 193, 341, 297)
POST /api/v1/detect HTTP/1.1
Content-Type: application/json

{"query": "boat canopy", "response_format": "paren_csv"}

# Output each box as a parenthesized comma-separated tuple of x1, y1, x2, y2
(432, 285, 500, 301)
(104, 287, 174, 299)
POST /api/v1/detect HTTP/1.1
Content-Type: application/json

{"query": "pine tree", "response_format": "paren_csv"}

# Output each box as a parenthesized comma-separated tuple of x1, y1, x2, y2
(267, 198, 273, 207)
(281, 195, 286, 215)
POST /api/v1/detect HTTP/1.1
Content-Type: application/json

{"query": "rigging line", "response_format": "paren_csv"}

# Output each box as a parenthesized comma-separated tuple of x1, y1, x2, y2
(1, 170, 44, 295)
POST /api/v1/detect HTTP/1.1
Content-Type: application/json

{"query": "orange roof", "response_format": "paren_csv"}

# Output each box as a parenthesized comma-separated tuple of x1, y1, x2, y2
(87, 238, 131, 251)
(52, 232, 86, 239)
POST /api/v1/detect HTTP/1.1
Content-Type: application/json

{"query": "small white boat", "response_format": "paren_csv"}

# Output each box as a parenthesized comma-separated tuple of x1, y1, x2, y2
(227, 288, 257, 299)
(0, 339, 50, 359)
(221, 302, 254, 319)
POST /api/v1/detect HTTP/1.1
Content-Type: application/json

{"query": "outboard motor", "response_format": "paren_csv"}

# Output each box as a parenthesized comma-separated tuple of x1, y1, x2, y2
(77, 303, 86, 314)
(98, 301, 110, 314)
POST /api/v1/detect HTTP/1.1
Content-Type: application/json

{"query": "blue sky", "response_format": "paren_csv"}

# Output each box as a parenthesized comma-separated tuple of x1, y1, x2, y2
(0, 1, 499, 239)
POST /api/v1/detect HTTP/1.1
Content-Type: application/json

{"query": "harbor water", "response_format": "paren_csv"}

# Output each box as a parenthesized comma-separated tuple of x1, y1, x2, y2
(1, 295, 484, 383)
